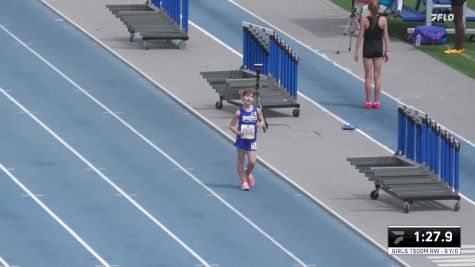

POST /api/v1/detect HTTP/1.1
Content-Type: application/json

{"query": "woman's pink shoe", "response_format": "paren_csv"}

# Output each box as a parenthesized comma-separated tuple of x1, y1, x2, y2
(372, 102, 381, 109)
(363, 102, 373, 109)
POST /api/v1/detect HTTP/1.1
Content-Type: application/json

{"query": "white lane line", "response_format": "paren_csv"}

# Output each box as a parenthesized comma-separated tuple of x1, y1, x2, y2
(225, 0, 475, 149)
(0, 256, 11, 267)
(429, 256, 475, 260)
(0, 163, 110, 267)
(0, 87, 211, 267)
(190, 22, 241, 57)
(427, 245, 475, 266)
(1, 21, 309, 267)
(434, 259, 475, 263)
(21, 194, 45, 197)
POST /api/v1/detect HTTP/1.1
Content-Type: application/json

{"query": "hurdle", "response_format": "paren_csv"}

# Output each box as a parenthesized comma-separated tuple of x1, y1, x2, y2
(201, 22, 300, 117)
(348, 105, 461, 213)
(106, 0, 189, 50)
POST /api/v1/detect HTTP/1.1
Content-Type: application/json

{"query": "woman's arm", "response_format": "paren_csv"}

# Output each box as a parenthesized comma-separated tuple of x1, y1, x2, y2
(354, 18, 367, 62)
(382, 17, 390, 62)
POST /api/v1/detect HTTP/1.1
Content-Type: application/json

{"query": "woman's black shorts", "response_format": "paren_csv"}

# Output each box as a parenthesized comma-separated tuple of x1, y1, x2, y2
(363, 41, 383, 58)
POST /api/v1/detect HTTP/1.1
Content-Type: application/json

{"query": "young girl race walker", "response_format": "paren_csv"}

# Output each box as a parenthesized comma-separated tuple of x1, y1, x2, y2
(229, 88, 265, 190)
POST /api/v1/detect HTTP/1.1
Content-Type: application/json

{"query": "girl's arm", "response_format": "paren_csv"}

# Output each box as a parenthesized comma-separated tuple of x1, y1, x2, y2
(229, 110, 241, 136)
(257, 108, 265, 128)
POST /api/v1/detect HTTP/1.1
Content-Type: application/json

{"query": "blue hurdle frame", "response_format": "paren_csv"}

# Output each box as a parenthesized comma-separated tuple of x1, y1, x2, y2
(242, 22, 299, 99)
(397, 105, 461, 192)
(150, 0, 189, 32)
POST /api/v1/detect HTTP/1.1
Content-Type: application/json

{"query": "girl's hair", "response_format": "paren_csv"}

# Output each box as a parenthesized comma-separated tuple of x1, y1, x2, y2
(368, 0, 379, 28)
(242, 88, 255, 97)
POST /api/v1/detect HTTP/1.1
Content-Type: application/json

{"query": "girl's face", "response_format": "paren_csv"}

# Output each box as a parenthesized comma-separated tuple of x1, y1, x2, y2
(243, 94, 254, 105)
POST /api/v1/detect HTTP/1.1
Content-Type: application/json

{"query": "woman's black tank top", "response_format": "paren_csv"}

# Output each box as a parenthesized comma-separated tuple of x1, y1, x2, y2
(363, 16, 384, 58)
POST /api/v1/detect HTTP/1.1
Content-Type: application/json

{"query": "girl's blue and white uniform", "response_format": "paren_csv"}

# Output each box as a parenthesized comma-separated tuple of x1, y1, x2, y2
(235, 106, 258, 151)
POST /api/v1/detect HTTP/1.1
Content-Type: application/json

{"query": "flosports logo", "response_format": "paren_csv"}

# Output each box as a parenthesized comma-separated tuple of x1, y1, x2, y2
(242, 112, 257, 123)
(391, 231, 405, 245)
(431, 13, 454, 22)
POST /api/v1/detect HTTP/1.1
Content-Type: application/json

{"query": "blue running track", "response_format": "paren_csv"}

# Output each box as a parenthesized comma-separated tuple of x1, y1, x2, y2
(0, 0, 398, 266)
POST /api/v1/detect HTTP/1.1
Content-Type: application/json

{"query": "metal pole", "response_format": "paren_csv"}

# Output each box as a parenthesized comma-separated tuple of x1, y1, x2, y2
(254, 63, 268, 132)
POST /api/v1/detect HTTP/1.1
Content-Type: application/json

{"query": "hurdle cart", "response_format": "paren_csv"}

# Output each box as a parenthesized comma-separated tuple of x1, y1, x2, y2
(347, 105, 461, 213)
(106, 0, 189, 50)
(201, 22, 300, 117)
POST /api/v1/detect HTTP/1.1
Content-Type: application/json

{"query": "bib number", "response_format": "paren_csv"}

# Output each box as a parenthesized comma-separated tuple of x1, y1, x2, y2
(240, 124, 256, 140)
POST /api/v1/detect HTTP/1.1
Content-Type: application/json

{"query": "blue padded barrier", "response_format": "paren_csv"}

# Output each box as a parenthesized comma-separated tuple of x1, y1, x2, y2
(397, 105, 461, 192)
(151, 0, 189, 32)
(242, 22, 299, 99)
(454, 141, 460, 191)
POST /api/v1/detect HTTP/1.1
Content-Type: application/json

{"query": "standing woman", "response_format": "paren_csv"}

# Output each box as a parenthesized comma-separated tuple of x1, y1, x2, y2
(354, 0, 390, 109)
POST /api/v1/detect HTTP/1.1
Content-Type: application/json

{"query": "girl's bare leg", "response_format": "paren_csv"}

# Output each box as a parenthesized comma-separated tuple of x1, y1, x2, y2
(245, 151, 257, 177)
(236, 149, 246, 183)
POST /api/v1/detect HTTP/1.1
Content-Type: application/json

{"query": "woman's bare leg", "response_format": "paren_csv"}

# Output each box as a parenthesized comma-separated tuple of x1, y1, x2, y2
(363, 58, 374, 103)
(372, 57, 384, 103)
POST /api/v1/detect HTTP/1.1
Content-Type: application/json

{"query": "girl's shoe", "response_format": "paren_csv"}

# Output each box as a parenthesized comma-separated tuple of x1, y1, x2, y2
(363, 102, 373, 109)
(241, 181, 250, 191)
(245, 168, 255, 188)
(372, 102, 381, 109)
(247, 173, 255, 188)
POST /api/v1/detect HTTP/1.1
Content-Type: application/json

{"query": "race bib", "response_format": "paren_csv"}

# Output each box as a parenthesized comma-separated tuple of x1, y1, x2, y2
(240, 124, 256, 140)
